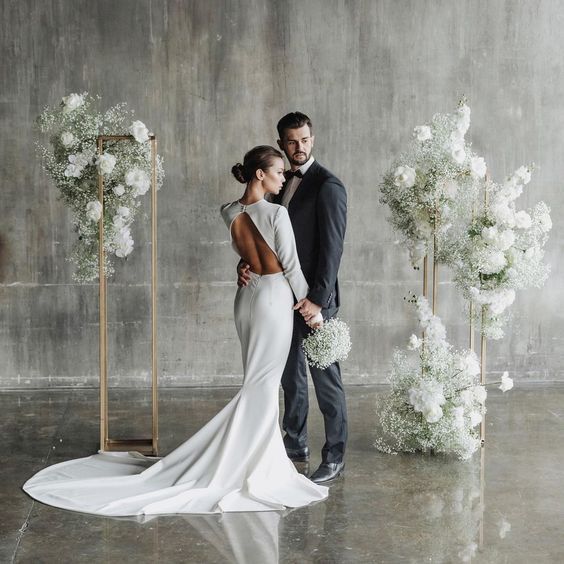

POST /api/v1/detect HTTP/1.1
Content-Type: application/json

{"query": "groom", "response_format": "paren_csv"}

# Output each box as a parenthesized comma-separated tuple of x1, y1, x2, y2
(238, 112, 348, 483)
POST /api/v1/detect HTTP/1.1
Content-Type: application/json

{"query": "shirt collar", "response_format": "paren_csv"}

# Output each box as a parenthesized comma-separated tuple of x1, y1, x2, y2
(297, 156, 315, 176)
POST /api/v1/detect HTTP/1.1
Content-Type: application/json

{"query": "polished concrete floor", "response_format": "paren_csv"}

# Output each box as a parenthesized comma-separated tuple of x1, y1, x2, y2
(2, 384, 563, 563)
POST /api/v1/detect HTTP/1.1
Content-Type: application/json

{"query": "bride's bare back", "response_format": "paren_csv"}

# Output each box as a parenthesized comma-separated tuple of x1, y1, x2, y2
(230, 212, 283, 275)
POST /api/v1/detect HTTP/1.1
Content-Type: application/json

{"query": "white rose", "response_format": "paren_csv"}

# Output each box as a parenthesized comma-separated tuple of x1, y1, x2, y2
(490, 199, 515, 227)
(129, 120, 150, 143)
(413, 125, 432, 142)
(393, 165, 416, 188)
(70, 152, 90, 169)
(481, 225, 498, 244)
(500, 178, 523, 202)
(96, 152, 117, 175)
(86, 200, 103, 222)
(114, 227, 134, 257)
(407, 334, 422, 350)
(407, 388, 423, 412)
(456, 353, 481, 377)
(455, 104, 471, 136)
(116, 206, 130, 218)
(498, 518, 512, 539)
(113, 215, 126, 229)
(469, 410, 482, 427)
(457, 103, 471, 120)
(62, 93, 84, 113)
(452, 406, 465, 429)
(514, 165, 531, 185)
(472, 385, 487, 404)
(64, 163, 82, 178)
(451, 145, 466, 164)
(125, 168, 151, 196)
(61, 132, 77, 148)
(113, 184, 125, 196)
(499, 371, 514, 392)
(487, 288, 515, 315)
(423, 403, 443, 423)
(494, 229, 515, 251)
(480, 248, 507, 274)
(538, 212, 552, 232)
(470, 156, 487, 179)
(514, 210, 532, 229)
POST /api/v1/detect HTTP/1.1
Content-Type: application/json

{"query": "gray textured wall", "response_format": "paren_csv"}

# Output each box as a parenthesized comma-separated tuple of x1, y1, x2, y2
(1, 0, 562, 389)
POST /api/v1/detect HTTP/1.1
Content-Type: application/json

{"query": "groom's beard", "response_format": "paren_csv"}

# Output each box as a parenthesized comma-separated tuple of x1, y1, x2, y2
(287, 150, 311, 168)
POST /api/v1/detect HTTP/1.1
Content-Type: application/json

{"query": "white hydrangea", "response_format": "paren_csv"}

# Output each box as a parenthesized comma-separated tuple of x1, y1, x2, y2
(470, 156, 487, 179)
(61, 93, 84, 113)
(96, 152, 117, 175)
(393, 165, 416, 188)
(86, 200, 103, 222)
(61, 132, 77, 148)
(499, 371, 514, 392)
(125, 168, 151, 196)
(514, 210, 532, 229)
(129, 120, 150, 143)
(413, 125, 432, 141)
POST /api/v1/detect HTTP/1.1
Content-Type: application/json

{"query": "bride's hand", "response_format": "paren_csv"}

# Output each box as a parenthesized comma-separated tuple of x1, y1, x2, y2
(307, 312, 324, 329)
(294, 298, 322, 323)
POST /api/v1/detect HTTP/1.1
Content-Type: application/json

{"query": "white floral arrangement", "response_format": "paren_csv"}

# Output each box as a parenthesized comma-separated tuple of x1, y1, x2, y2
(442, 167, 551, 339)
(35, 92, 165, 282)
(380, 99, 484, 267)
(375, 297, 513, 460)
(302, 318, 351, 370)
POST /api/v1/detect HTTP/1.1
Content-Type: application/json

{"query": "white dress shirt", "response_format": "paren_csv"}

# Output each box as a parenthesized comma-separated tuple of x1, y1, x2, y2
(281, 156, 315, 208)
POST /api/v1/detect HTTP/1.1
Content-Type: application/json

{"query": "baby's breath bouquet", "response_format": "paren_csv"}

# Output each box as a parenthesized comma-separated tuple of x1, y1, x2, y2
(380, 99, 484, 267)
(302, 318, 351, 370)
(375, 297, 511, 460)
(35, 92, 165, 282)
(440, 167, 551, 339)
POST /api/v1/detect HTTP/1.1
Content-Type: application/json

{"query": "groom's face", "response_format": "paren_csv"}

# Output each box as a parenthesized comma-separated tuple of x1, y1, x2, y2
(278, 125, 314, 169)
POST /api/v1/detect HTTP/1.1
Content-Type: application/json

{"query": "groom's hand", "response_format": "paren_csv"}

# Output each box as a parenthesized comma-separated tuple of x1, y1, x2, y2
(294, 298, 322, 323)
(237, 261, 252, 287)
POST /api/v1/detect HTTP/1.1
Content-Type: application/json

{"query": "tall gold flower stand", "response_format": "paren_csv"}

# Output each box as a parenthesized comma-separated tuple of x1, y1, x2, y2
(421, 179, 490, 550)
(96, 134, 159, 456)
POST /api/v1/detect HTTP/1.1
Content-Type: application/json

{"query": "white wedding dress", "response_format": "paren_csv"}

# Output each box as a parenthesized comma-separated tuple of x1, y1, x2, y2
(23, 198, 328, 516)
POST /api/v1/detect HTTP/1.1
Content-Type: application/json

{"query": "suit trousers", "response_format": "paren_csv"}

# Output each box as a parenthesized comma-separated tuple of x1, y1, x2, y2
(281, 305, 348, 464)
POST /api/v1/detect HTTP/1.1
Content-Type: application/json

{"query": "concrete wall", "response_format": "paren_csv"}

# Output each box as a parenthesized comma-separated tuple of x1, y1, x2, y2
(1, 0, 563, 388)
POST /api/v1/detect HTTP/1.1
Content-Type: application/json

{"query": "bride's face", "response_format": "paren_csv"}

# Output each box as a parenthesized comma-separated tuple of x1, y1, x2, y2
(259, 157, 285, 195)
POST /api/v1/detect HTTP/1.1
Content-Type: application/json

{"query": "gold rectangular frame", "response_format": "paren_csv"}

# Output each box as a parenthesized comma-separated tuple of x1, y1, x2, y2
(97, 134, 158, 456)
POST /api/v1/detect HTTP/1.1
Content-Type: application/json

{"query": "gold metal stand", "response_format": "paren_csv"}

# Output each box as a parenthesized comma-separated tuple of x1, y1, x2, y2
(479, 173, 490, 447)
(97, 134, 159, 456)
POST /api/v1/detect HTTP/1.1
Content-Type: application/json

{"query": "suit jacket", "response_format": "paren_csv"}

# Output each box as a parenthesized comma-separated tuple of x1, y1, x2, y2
(273, 160, 347, 309)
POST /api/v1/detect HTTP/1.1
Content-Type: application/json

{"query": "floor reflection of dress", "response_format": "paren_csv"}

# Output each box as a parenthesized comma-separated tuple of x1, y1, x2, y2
(187, 512, 281, 564)
(22, 198, 328, 516)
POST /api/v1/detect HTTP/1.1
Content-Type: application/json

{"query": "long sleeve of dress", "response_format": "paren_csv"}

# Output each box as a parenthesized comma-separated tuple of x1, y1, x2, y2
(274, 205, 309, 301)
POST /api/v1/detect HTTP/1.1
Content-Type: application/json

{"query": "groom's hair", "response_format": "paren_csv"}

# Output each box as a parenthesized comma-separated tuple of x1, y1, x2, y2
(277, 112, 313, 139)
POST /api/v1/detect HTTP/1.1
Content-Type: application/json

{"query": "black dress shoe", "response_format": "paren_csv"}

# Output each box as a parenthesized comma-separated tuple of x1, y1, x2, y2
(285, 446, 310, 462)
(309, 461, 345, 484)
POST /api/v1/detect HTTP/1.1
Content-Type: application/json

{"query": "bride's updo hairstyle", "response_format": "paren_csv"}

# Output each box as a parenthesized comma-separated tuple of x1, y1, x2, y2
(231, 145, 283, 184)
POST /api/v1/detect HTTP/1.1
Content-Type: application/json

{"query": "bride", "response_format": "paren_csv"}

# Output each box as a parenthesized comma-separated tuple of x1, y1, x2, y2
(22, 145, 329, 516)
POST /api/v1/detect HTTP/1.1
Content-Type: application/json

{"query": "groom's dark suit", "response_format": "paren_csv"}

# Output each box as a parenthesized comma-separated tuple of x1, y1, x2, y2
(273, 159, 348, 464)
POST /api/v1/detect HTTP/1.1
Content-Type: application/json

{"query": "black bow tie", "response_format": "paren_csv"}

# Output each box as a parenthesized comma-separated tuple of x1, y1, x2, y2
(285, 169, 303, 180)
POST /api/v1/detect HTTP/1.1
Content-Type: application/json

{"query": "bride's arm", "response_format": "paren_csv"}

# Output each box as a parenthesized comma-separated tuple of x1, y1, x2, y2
(273, 206, 309, 302)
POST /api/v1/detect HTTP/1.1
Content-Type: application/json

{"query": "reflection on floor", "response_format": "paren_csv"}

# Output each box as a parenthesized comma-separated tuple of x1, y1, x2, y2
(2, 385, 563, 563)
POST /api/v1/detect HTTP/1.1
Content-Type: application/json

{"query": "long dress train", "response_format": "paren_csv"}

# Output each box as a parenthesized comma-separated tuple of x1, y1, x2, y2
(22, 198, 328, 516)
